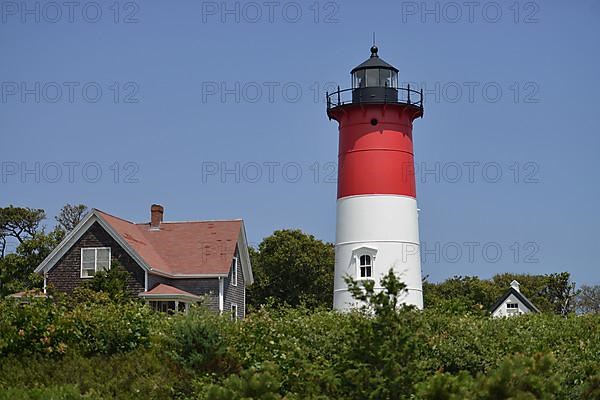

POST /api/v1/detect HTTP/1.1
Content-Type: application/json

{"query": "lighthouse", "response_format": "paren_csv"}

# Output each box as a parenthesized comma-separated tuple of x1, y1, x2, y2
(326, 45, 424, 310)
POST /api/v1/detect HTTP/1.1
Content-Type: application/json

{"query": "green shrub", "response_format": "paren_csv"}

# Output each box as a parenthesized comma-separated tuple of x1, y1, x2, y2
(0, 297, 154, 356)
(199, 363, 284, 400)
(0, 385, 82, 400)
(0, 349, 184, 400)
(0, 281, 599, 399)
(416, 353, 560, 400)
(0, 297, 69, 356)
(61, 300, 154, 354)
(162, 307, 239, 374)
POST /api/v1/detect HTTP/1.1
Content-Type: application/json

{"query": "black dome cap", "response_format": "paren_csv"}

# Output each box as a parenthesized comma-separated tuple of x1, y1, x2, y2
(351, 46, 399, 74)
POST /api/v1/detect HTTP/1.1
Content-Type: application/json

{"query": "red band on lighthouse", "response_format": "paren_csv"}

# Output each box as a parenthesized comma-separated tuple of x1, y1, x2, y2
(331, 104, 421, 199)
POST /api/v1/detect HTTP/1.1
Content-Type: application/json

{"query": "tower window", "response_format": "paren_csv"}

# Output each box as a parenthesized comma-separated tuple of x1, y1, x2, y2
(359, 254, 372, 278)
(353, 69, 366, 88)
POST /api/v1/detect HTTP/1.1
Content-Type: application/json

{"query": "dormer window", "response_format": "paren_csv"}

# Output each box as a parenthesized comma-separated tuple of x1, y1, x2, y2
(81, 247, 111, 278)
(359, 254, 373, 278)
(231, 257, 238, 286)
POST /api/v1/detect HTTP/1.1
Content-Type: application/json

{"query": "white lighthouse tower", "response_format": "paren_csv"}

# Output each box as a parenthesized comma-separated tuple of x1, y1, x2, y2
(326, 46, 424, 310)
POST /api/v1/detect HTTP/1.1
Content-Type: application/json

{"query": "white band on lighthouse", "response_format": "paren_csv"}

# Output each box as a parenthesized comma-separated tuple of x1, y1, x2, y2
(333, 194, 424, 310)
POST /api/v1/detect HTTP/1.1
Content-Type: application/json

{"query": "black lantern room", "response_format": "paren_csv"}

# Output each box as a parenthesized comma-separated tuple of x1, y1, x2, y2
(350, 45, 399, 103)
(326, 46, 423, 117)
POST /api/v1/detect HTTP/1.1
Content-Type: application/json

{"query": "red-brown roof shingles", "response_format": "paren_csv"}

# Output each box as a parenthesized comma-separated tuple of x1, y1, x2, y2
(95, 210, 241, 276)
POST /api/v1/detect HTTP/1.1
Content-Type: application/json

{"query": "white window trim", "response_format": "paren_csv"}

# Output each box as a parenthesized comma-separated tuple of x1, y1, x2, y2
(352, 247, 377, 280)
(231, 257, 238, 287)
(230, 303, 238, 320)
(218, 277, 224, 313)
(358, 254, 373, 279)
(80, 247, 111, 279)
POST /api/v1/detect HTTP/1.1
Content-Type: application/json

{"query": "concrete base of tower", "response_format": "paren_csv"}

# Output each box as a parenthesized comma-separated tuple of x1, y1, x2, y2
(333, 194, 424, 311)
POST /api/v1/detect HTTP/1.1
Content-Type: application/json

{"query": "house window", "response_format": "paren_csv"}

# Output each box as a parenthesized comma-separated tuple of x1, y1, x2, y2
(507, 303, 519, 309)
(231, 257, 238, 286)
(230, 303, 238, 320)
(81, 247, 111, 278)
(359, 254, 372, 278)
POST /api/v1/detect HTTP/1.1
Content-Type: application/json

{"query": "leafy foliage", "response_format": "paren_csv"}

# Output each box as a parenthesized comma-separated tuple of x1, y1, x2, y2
(0, 296, 154, 356)
(416, 353, 561, 400)
(77, 261, 131, 302)
(0, 205, 46, 253)
(55, 204, 88, 233)
(247, 229, 334, 309)
(424, 272, 579, 315)
(0, 205, 79, 297)
(0, 292, 598, 399)
(162, 307, 239, 374)
(492, 272, 578, 315)
(0, 349, 183, 399)
(576, 284, 600, 314)
(200, 363, 283, 400)
(0, 385, 82, 400)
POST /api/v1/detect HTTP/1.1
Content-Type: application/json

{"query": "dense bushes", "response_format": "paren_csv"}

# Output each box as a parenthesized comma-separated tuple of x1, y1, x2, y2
(0, 349, 183, 399)
(162, 307, 239, 374)
(0, 295, 154, 356)
(0, 385, 82, 400)
(211, 308, 600, 400)
(0, 292, 599, 399)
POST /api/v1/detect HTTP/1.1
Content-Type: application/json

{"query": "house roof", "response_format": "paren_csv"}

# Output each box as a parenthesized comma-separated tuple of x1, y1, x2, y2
(489, 287, 540, 314)
(35, 208, 253, 283)
(96, 210, 242, 276)
(138, 283, 202, 301)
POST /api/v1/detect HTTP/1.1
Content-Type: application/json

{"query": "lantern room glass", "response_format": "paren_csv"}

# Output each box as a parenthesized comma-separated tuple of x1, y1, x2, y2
(352, 69, 397, 89)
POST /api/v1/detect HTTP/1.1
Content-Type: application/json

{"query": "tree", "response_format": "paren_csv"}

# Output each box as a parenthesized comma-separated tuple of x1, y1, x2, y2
(345, 268, 410, 317)
(247, 229, 334, 309)
(423, 276, 500, 314)
(0, 206, 53, 296)
(55, 204, 88, 233)
(0, 206, 45, 258)
(492, 272, 578, 315)
(0, 204, 87, 297)
(0, 228, 63, 297)
(576, 285, 600, 314)
(424, 272, 579, 315)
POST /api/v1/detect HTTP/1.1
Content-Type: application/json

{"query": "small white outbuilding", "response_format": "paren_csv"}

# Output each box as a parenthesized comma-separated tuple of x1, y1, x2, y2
(490, 280, 540, 318)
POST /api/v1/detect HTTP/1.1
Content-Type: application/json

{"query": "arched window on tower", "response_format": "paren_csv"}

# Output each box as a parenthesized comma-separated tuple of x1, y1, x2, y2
(359, 254, 372, 278)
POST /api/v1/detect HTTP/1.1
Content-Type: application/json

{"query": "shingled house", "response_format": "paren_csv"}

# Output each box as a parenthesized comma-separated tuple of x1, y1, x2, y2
(34, 205, 253, 318)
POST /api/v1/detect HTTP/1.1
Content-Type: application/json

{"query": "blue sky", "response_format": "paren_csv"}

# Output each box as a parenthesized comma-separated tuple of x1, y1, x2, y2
(1, 0, 599, 286)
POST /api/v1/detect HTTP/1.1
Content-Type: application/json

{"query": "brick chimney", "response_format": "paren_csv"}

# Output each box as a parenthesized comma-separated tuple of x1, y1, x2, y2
(150, 204, 164, 230)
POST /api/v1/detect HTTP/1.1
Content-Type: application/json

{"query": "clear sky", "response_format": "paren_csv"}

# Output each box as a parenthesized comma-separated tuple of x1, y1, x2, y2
(1, 0, 599, 286)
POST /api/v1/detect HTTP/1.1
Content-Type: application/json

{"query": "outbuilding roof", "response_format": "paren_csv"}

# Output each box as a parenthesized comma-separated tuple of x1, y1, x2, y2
(138, 283, 203, 302)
